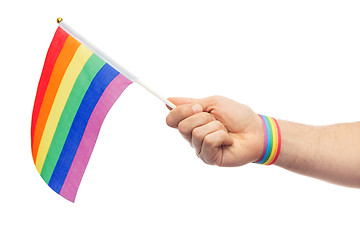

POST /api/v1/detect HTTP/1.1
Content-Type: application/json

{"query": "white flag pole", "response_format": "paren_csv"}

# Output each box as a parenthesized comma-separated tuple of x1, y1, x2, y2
(57, 18, 176, 109)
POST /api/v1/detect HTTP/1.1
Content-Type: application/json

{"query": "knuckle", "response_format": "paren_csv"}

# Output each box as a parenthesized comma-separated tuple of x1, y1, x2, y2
(212, 120, 223, 129)
(199, 112, 213, 121)
(219, 129, 228, 137)
(178, 121, 189, 135)
(203, 134, 213, 146)
(192, 127, 202, 139)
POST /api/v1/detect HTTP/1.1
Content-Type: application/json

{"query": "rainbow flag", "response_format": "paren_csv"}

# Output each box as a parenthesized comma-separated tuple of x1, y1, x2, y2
(31, 23, 135, 202)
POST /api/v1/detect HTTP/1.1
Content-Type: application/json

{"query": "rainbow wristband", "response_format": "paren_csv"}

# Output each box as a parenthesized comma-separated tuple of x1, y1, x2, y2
(254, 115, 281, 165)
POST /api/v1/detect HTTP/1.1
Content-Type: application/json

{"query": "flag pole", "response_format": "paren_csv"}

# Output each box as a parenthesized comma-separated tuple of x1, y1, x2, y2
(56, 18, 176, 109)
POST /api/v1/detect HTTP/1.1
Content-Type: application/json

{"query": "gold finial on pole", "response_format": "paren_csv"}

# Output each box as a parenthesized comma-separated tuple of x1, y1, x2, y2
(57, 17, 63, 24)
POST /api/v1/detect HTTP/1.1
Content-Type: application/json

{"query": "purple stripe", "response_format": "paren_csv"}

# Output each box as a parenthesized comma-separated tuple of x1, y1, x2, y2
(60, 74, 132, 202)
(255, 115, 268, 163)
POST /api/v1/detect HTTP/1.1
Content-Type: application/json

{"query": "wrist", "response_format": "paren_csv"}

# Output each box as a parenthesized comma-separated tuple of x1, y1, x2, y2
(253, 115, 282, 165)
(273, 120, 317, 168)
(253, 114, 266, 161)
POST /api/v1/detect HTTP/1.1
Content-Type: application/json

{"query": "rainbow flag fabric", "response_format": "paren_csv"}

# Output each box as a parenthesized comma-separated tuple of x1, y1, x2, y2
(31, 25, 133, 202)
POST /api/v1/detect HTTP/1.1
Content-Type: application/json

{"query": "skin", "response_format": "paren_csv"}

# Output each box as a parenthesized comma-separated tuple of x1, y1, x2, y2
(166, 96, 360, 188)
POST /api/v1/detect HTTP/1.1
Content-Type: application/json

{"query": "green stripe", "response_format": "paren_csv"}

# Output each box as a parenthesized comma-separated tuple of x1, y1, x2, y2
(41, 54, 106, 183)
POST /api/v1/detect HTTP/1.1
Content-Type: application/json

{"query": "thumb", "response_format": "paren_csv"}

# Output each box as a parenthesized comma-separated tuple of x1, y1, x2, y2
(167, 97, 199, 106)
(168, 96, 249, 132)
(167, 97, 215, 111)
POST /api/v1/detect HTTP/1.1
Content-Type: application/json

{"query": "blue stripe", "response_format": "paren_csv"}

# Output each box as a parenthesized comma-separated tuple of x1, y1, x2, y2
(258, 116, 273, 164)
(48, 63, 119, 193)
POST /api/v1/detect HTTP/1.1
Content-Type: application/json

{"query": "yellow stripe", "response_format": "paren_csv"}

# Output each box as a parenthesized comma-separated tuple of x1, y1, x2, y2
(264, 117, 278, 165)
(35, 45, 93, 173)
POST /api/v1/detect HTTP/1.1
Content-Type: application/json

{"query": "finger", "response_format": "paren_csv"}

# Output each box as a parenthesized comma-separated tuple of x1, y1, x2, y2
(166, 103, 203, 128)
(199, 130, 233, 165)
(178, 112, 214, 143)
(192, 120, 228, 154)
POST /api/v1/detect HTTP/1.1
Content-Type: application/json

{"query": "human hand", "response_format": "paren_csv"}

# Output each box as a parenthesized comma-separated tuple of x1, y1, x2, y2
(166, 96, 264, 167)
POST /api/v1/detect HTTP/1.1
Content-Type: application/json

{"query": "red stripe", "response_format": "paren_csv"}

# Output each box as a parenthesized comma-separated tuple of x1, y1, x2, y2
(32, 35, 81, 163)
(31, 27, 69, 150)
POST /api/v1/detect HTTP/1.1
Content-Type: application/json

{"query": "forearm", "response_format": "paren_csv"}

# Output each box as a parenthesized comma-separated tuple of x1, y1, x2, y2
(274, 120, 360, 187)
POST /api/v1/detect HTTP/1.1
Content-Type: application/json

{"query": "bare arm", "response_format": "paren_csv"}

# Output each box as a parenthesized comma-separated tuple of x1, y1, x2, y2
(166, 96, 360, 188)
(276, 121, 360, 187)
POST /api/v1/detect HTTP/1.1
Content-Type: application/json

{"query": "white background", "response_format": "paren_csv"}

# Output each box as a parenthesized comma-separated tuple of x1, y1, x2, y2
(1, 0, 360, 239)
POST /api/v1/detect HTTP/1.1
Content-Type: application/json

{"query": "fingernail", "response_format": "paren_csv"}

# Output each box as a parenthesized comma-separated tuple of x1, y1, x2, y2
(192, 104, 202, 113)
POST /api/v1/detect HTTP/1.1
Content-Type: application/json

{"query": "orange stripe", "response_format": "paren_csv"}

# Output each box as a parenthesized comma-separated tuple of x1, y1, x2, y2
(32, 36, 81, 162)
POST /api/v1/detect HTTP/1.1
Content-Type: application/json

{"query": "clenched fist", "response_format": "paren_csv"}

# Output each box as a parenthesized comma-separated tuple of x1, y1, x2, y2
(166, 96, 264, 167)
